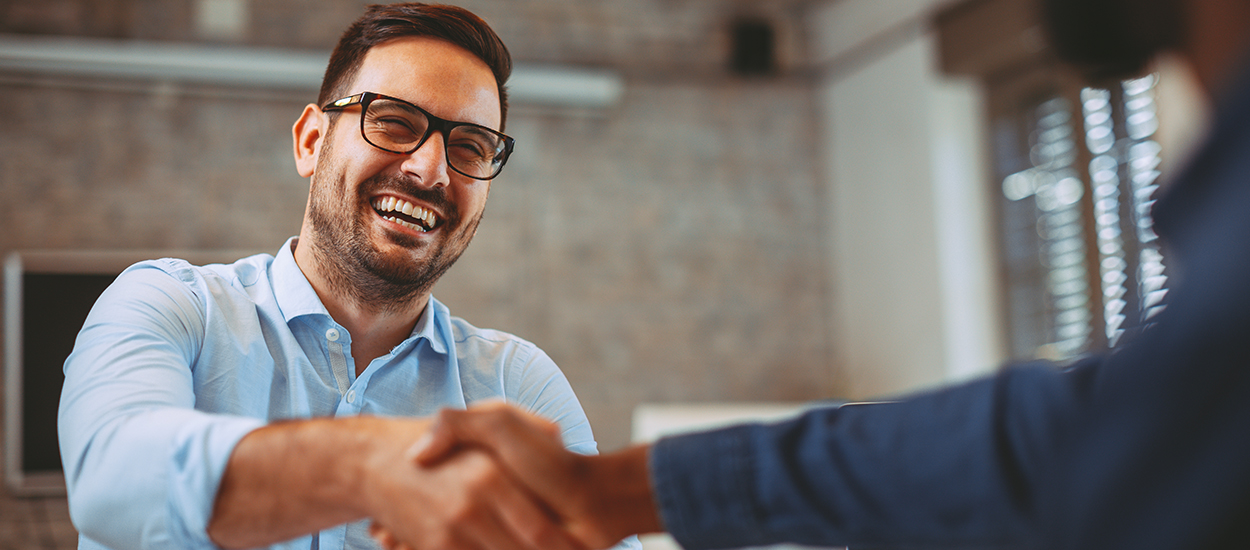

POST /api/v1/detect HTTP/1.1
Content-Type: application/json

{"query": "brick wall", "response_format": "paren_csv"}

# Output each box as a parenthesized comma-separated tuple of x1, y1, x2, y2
(0, 0, 838, 460)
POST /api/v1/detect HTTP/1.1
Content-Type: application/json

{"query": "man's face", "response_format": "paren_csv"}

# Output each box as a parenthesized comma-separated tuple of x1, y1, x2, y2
(1042, 0, 1184, 82)
(303, 37, 501, 306)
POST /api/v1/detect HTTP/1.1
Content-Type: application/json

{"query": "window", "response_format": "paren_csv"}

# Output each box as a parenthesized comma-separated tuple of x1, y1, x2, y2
(936, 0, 1172, 362)
(993, 76, 1168, 361)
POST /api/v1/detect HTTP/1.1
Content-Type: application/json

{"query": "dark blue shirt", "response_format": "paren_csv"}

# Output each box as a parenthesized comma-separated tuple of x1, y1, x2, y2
(650, 60, 1250, 550)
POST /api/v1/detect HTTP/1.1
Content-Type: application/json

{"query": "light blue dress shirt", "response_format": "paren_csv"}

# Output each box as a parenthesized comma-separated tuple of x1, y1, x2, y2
(58, 237, 624, 550)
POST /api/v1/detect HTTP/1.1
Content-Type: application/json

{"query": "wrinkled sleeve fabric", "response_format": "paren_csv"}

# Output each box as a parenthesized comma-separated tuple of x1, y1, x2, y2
(649, 360, 1097, 550)
(505, 343, 600, 456)
(501, 339, 642, 550)
(58, 262, 265, 550)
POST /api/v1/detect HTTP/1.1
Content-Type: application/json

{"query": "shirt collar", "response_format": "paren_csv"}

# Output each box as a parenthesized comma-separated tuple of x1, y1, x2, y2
(408, 295, 451, 355)
(270, 236, 451, 355)
(271, 236, 331, 323)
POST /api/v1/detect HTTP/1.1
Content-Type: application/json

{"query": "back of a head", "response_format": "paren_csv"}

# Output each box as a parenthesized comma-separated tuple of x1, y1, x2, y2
(1040, 0, 1185, 84)
(319, 3, 513, 128)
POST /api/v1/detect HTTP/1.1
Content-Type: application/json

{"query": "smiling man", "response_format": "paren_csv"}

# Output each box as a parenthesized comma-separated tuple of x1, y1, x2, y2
(292, 34, 506, 374)
(56, 5, 626, 550)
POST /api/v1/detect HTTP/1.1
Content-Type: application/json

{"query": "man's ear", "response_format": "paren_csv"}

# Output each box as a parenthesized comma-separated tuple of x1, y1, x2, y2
(293, 104, 326, 178)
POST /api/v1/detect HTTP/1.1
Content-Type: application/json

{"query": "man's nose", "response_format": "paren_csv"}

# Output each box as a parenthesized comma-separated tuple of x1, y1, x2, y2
(401, 131, 451, 187)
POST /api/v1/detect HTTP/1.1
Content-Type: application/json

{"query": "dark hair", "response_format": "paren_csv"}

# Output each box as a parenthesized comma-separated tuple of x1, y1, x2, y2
(1040, 0, 1183, 83)
(319, 3, 512, 128)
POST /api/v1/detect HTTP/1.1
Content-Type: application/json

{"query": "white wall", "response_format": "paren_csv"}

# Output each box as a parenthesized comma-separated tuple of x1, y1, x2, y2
(811, 0, 1005, 399)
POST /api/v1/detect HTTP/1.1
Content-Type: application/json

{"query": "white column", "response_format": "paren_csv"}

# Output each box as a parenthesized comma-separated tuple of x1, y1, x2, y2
(812, 0, 1003, 398)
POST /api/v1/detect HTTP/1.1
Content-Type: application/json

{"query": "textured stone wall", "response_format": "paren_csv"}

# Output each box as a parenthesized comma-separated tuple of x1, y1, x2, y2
(0, 0, 837, 453)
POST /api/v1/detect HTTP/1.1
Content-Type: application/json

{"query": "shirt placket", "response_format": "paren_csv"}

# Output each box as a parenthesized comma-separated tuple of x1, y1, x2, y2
(324, 324, 372, 416)
(324, 326, 352, 398)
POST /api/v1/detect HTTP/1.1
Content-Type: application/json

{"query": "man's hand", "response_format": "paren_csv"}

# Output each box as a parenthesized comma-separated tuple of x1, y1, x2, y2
(207, 415, 585, 550)
(362, 423, 586, 550)
(391, 403, 664, 549)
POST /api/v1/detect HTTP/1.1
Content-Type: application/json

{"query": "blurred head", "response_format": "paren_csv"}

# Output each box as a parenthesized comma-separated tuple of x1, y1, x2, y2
(319, 3, 512, 129)
(1041, 0, 1186, 83)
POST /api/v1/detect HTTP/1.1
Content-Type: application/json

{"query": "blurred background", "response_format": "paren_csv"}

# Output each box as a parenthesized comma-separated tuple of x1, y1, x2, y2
(0, 0, 1209, 546)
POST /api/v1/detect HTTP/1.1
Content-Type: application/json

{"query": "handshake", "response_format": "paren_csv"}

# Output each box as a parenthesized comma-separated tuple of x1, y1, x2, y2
(368, 403, 661, 550)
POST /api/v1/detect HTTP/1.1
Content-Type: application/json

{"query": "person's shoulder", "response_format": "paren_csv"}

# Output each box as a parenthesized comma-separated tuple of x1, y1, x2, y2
(434, 302, 549, 367)
(199, 252, 276, 288)
(445, 313, 539, 350)
(120, 252, 275, 297)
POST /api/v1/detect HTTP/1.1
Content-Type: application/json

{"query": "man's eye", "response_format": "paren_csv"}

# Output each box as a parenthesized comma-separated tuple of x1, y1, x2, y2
(450, 139, 488, 157)
(378, 117, 415, 131)
(372, 117, 421, 139)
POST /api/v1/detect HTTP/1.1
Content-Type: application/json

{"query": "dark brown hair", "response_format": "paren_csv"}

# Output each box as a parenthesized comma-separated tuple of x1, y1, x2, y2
(318, 3, 512, 127)
(1041, 0, 1183, 84)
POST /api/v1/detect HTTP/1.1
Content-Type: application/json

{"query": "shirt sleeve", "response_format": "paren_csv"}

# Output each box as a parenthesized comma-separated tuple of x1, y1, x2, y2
(58, 262, 265, 550)
(648, 360, 1097, 550)
(505, 343, 601, 456)
(504, 342, 643, 550)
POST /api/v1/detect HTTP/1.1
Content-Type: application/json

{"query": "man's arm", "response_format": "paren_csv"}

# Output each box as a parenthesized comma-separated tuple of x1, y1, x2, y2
(59, 264, 578, 550)
(60, 264, 262, 549)
(208, 416, 580, 550)
(409, 364, 1085, 550)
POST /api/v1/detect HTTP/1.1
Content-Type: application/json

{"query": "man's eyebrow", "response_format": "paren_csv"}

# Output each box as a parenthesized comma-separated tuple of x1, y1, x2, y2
(375, 98, 424, 115)
(456, 126, 495, 137)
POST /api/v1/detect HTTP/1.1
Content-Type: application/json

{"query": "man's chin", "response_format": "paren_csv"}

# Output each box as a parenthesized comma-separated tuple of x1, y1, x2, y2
(362, 239, 461, 287)
(375, 221, 431, 248)
(359, 247, 432, 285)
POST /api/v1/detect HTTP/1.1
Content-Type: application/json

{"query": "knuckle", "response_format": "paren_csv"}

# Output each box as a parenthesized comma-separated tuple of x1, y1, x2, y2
(480, 409, 509, 431)
(426, 532, 454, 550)
(435, 407, 463, 427)
(466, 467, 504, 493)
(522, 522, 564, 549)
(575, 527, 617, 550)
(447, 505, 474, 525)
(445, 505, 490, 536)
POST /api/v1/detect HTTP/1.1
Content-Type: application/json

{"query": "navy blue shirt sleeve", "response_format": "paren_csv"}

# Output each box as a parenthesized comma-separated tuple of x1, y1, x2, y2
(651, 361, 1097, 549)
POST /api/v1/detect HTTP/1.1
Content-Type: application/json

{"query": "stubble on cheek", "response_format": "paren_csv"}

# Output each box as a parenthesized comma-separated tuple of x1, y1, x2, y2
(303, 146, 488, 308)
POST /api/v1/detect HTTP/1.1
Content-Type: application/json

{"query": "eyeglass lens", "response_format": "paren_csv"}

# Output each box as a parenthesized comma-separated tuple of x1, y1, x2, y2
(363, 98, 507, 179)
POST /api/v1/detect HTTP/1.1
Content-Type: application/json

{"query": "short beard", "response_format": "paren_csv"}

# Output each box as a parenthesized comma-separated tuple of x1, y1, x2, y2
(305, 139, 483, 315)
(1041, 0, 1185, 83)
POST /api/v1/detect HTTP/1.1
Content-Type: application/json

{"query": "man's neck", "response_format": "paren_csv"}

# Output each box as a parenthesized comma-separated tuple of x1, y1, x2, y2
(291, 236, 430, 375)
(323, 298, 428, 376)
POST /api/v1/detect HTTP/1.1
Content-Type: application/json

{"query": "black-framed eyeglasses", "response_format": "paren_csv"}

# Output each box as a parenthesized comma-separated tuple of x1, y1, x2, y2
(322, 91, 515, 180)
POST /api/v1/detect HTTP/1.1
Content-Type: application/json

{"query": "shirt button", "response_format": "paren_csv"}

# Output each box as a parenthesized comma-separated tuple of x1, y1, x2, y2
(326, 328, 340, 342)
(345, 389, 356, 403)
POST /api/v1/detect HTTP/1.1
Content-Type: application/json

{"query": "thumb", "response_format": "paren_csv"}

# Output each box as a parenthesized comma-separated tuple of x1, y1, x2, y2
(407, 415, 460, 466)
(412, 405, 574, 496)
(410, 402, 558, 465)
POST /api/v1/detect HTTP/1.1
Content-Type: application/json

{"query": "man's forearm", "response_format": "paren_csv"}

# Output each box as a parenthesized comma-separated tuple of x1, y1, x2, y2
(585, 444, 664, 542)
(207, 416, 428, 549)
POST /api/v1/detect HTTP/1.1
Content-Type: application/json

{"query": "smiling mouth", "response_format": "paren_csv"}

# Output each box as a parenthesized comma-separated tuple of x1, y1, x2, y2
(372, 196, 439, 233)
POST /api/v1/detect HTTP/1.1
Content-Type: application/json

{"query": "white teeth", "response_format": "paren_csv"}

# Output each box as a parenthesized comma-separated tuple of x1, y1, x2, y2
(372, 196, 438, 230)
(383, 215, 427, 232)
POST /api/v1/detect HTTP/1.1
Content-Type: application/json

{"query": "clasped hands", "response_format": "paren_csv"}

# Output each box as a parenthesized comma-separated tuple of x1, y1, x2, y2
(369, 402, 660, 550)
